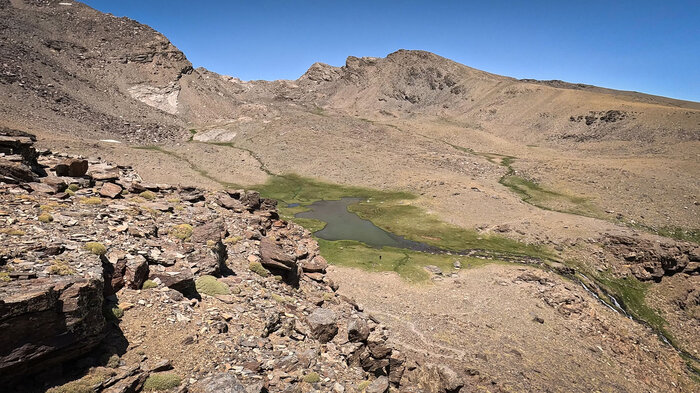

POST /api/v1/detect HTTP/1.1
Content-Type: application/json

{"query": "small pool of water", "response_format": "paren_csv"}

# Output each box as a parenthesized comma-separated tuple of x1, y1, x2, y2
(295, 198, 441, 252)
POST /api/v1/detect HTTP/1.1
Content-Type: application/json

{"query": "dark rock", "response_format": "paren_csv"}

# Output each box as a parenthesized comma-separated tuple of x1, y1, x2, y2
(388, 351, 406, 385)
(150, 359, 173, 372)
(124, 255, 149, 289)
(41, 176, 68, 193)
(367, 329, 392, 359)
(259, 237, 301, 285)
(240, 191, 261, 211)
(262, 311, 282, 338)
(306, 308, 338, 343)
(348, 316, 370, 342)
(150, 265, 196, 295)
(54, 158, 88, 177)
(0, 277, 105, 382)
(0, 158, 38, 183)
(191, 372, 247, 393)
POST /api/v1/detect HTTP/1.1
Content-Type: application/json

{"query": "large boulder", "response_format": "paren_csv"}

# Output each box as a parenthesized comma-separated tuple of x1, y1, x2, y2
(259, 237, 301, 285)
(0, 276, 106, 382)
(54, 158, 89, 177)
(306, 307, 338, 343)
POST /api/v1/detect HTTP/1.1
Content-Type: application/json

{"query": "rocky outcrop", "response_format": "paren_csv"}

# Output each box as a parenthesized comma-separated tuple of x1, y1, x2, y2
(0, 275, 105, 382)
(0, 128, 42, 183)
(0, 137, 411, 392)
(602, 234, 700, 281)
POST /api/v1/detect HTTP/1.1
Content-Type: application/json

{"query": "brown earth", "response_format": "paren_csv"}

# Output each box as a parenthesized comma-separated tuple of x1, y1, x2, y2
(1, 0, 699, 392)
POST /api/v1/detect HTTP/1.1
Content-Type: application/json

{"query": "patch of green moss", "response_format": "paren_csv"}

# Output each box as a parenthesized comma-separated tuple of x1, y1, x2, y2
(596, 274, 667, 334)
(38, 213, 54, 223)
(68, 183, 80, 192)
(140, 190, 156, 200)
(302, 372, 320, 383)
(249, 261, 270, 277)
(500, 174, 604, 218)
(349, 201, 551, 258)
(0, 272, 10, 282)
(195, 275, 230, 296)
(170, 224, 193, 241)
(84, 242, 107, 255)
(255, 173, 413, 205)
(143, 373, 181, 391)
(66, 189, 76, 196)
(142, 280, 158, 289)
(656, 227, 699, 244)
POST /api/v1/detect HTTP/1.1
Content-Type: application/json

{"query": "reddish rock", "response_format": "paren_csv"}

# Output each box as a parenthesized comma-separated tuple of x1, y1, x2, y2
(99, 182, 123, 199)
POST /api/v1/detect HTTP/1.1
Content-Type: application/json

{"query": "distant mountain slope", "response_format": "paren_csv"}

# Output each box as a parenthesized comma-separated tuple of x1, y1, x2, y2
(0, 0, 189, 141)
(1, 0, 698, 148)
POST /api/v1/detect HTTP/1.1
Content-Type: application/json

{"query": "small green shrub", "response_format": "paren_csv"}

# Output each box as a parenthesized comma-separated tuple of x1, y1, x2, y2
(80, 196, 102, 205)
(303, 372, 320, 383)
(195, 275, 230, 296)
(143, 373, 181, 391)
(140, 191, 156, 201)
(112, 306, 124, 319)
(142, 280, 158, 289)
(66, 189, 76, 196)
(105, 354, 120, 368)
(46, 369, 115, 393)
(170, 224, 193, 240)
(48, 260, 74, 276)
(358, 380, 371, 391)
(249, 261, 269, 277)
(68, 183, 80, 192)
(38, 213, 54, 223)
(84, 242, 107, 255)
(0, 228, 25, 236)
(0, 272, 10, 282)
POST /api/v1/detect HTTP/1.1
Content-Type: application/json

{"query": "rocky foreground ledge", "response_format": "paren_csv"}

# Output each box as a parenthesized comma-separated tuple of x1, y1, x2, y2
(0, 130, 464, 393)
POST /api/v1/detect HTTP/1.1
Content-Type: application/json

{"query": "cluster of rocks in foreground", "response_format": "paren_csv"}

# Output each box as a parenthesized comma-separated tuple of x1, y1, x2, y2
(0, 130, 463, 393)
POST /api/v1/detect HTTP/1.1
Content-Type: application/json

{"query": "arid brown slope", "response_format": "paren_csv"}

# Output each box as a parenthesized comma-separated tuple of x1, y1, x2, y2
(1, 1, 699, 392)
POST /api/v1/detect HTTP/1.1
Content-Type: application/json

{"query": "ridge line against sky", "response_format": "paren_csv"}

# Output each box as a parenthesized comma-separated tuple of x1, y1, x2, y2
(82, 0, 700, 102)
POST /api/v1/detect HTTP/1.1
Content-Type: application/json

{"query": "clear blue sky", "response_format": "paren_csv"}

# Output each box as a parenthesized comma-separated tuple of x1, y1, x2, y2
(83, 0, 700, 102)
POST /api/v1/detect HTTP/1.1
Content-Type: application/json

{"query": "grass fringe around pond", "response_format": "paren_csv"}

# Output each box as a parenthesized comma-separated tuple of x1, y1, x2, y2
(317, 239, 498, 283)
(252, 174, 553, 263)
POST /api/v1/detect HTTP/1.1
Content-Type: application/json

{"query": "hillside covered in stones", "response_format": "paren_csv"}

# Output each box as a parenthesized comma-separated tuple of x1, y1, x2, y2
(1, 130, 467, 392)
(1, 1, 699, 392)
